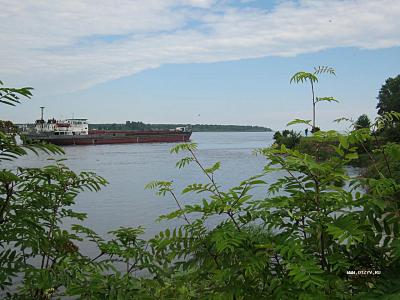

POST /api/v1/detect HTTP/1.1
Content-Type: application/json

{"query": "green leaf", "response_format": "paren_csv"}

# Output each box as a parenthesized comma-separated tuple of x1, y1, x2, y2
(345, 152, 358, 160)
(338, 135, 349, 149)
(290, 71, 318, 84)
(287, 119, 312, 127)
(313, 66, 335, 75)
(315, 96, 339, 103)
(170, 143, 198, 154)
(204, 162, 221, 174)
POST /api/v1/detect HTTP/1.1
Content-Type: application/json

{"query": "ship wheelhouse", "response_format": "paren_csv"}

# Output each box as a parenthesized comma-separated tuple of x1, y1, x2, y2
(35, 118, 89, 136)
(54, 119, 89, 136)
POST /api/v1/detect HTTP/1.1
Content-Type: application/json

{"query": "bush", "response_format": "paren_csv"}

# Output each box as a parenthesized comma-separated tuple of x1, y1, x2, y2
(355, 114, 371, 129)
(2, 82, 400, 299)
(311, 126, 320, 133)
(273, 129, 301, 149)
(142, 129, 400, 298)
(273, 131, 282, 141)
(380, 124, 400, 142)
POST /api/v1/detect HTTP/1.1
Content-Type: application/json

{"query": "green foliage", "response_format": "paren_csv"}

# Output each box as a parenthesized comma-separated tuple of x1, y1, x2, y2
(2, 77, 400, 299)
(0, 83, 108, 299)
(273, 129, 301, 149)
(363, 142, 400, 189)
(377, 75, 400, 116)
(376, 75, 400, 142)
(355, 114, 371, 129)
(92, 122, 272, 132)
(375, 111, 400, 142)
(313, 66, 335, 75)
(290, 71, 319, 84)
(315, 96, 339, 103)
(0, 145, 108, 298)
(170, 142, 198, 154)
(287, 118, 312, 127)
(311, 126, 320, 133)
(273, 131, 281, 141)
(143, 133, 399, 298)
(290, 66, 337, 129)
(0, 80, 33, 106)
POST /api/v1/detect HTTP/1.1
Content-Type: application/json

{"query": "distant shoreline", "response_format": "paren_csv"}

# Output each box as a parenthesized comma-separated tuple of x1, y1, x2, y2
(90, 122, 273, 132)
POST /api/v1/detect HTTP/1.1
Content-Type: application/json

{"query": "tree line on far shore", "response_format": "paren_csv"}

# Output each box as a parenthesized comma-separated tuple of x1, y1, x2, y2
(90, 122, 272, 132)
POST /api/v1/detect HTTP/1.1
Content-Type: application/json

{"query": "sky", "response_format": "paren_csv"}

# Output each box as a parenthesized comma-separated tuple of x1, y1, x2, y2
(1, 0, 400, 130)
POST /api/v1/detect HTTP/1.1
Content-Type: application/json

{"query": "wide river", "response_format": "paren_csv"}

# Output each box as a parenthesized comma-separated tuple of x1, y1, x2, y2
(12, 131, 362, 258)
(14, 132, 275, 239)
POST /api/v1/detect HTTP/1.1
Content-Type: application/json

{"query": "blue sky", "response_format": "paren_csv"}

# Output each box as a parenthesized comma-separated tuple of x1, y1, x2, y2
(1, 0, 400, 130)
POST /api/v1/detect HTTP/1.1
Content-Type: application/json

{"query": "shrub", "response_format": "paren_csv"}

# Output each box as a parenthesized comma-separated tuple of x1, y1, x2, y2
(355, 114, 371, 129)
(311, 126, 320, 133)
(273, 131, 282, 141)
(273, 129, 301, 149)
(143, 125, 400, 298)
(2, 81, 400, 299)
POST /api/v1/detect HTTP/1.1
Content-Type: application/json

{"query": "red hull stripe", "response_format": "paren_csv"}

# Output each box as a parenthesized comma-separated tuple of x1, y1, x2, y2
(26, 132, 192, 146)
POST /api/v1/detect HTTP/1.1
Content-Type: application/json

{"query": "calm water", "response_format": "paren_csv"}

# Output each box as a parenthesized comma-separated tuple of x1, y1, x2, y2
(11, 131, 362, 258)
(13, 132, 276, 240)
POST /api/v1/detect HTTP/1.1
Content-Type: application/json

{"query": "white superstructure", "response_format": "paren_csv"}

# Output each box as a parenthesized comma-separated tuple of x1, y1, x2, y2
(35, 118, 89, 135)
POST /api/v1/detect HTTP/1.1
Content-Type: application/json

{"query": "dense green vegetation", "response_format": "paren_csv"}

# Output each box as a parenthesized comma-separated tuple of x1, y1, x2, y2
(90, 122, 272, 132)
(273, 129, 301, 149)
(377, 75, 400, 116)
(355, 114, 372, 130)
(376, 75, 400, 142)
(1, 74, 400, 299)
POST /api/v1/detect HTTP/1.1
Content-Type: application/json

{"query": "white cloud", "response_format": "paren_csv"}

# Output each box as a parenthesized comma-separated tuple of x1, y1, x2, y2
(1, 0, 400, 94)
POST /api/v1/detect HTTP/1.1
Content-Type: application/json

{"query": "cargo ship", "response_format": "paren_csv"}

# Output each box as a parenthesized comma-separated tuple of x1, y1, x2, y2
(23, 109, 191, 146)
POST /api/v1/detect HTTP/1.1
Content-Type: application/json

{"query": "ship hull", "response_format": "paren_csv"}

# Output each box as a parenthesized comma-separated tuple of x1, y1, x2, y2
(24, 130, 192, 146)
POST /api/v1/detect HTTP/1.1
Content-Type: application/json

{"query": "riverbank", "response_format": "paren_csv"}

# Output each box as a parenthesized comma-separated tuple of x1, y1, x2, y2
(90, 122, 273, 132)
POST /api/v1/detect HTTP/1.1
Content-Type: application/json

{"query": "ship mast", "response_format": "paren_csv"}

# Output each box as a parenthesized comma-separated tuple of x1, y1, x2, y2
(40, 106, 45, 121)
(40, 106, 45, 130)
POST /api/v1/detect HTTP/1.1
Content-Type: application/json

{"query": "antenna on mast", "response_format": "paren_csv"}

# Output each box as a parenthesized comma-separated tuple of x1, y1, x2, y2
(40, 107, 45, 121)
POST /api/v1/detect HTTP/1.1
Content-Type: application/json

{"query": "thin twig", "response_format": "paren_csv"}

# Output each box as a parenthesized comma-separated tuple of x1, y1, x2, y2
(188, 148, 241, 231)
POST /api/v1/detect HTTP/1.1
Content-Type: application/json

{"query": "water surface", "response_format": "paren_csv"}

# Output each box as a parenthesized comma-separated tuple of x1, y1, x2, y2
(15, 132, 275, 240)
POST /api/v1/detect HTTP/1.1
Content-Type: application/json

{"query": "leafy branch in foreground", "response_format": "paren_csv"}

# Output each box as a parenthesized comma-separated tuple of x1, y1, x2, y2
(0, 82, 108, 298)
(141, 123, 400, 298)
(0, 80, 33, 106)
(2, 76, 400, 299)
(290, 66, 337, 130)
